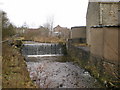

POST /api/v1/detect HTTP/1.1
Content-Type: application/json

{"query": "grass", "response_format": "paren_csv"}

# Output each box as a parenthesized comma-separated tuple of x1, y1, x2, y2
(23, 32, 66, 43)
(2, 42, 37, 88)
(72, 43, 88, 47)
(33, 36, 65, 43)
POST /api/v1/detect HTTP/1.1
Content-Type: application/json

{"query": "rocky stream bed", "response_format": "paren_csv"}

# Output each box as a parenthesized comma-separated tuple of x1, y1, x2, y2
(25, 56, 102, 88)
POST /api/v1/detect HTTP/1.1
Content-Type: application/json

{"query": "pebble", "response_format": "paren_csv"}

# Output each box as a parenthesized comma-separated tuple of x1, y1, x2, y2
(26, 57, 101, 88)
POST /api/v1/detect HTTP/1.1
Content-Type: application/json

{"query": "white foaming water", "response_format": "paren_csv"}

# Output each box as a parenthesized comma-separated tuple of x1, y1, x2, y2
(22, 42, 63, 56)
(23, 43, 59, 46)
(27, 54, 63, 57)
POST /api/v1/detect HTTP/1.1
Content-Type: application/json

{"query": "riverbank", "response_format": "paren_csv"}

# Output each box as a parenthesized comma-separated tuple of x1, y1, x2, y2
(2, 42, 36, 88)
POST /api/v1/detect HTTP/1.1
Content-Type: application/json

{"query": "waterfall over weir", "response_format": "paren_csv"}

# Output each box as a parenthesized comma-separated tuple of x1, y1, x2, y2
(22, 43, 63, 57)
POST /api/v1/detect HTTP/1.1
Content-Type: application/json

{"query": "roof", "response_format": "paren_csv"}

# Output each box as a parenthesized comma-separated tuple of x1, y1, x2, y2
(89, 0, 120, 3)
(91, 25, 120, 28)
(71, 26, 86, 29)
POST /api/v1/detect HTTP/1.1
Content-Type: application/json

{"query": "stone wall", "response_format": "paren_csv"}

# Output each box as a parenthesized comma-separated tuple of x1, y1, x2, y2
(101, 2, 118, 25)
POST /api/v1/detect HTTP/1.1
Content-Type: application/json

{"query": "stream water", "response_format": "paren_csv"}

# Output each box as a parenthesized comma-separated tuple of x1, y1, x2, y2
(22, 41, 101, 88)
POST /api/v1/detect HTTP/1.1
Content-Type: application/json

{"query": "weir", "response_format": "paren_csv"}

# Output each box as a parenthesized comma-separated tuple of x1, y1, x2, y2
(22, 42, 63, 57)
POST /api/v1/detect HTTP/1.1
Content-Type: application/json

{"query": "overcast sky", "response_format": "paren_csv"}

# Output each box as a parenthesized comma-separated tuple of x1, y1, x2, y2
(0, 0, 88, 28)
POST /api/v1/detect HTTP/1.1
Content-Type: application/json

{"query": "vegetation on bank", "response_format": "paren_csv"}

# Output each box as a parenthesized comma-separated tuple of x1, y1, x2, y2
(2, 42, 36, 88)
(1, 11, 36, 88)
(2, 11, 16, 40)
(23, 31, 66, 43)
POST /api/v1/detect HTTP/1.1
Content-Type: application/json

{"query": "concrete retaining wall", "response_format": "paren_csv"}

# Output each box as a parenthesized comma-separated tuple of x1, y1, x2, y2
(67, 44, 90, 67)
(71, 26, 86, 39)
(90, 27, 118, 64)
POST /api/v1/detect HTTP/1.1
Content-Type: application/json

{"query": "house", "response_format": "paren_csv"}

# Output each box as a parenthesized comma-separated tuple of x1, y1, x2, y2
(53, 25, 70, 40)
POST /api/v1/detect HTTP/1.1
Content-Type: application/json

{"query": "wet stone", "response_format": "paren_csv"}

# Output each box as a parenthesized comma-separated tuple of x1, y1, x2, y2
(25, 58, 102, 88)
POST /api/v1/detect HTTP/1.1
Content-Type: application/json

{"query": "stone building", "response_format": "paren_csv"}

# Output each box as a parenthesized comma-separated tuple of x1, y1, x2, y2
(86, 1, 119, 85)
(86, 1, 119, 45)
(53, 25, 70, 40)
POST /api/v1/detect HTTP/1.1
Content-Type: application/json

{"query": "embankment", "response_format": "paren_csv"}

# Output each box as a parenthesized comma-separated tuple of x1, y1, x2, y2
(2, 40, 36, 88)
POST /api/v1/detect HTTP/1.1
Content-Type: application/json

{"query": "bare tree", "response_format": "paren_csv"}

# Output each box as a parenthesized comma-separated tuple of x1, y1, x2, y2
(47, 15, 54, 31)
(43, 15, 54, 36)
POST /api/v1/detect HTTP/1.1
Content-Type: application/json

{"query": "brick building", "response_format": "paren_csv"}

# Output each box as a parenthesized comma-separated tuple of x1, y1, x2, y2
(53, 25, 70, 40)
